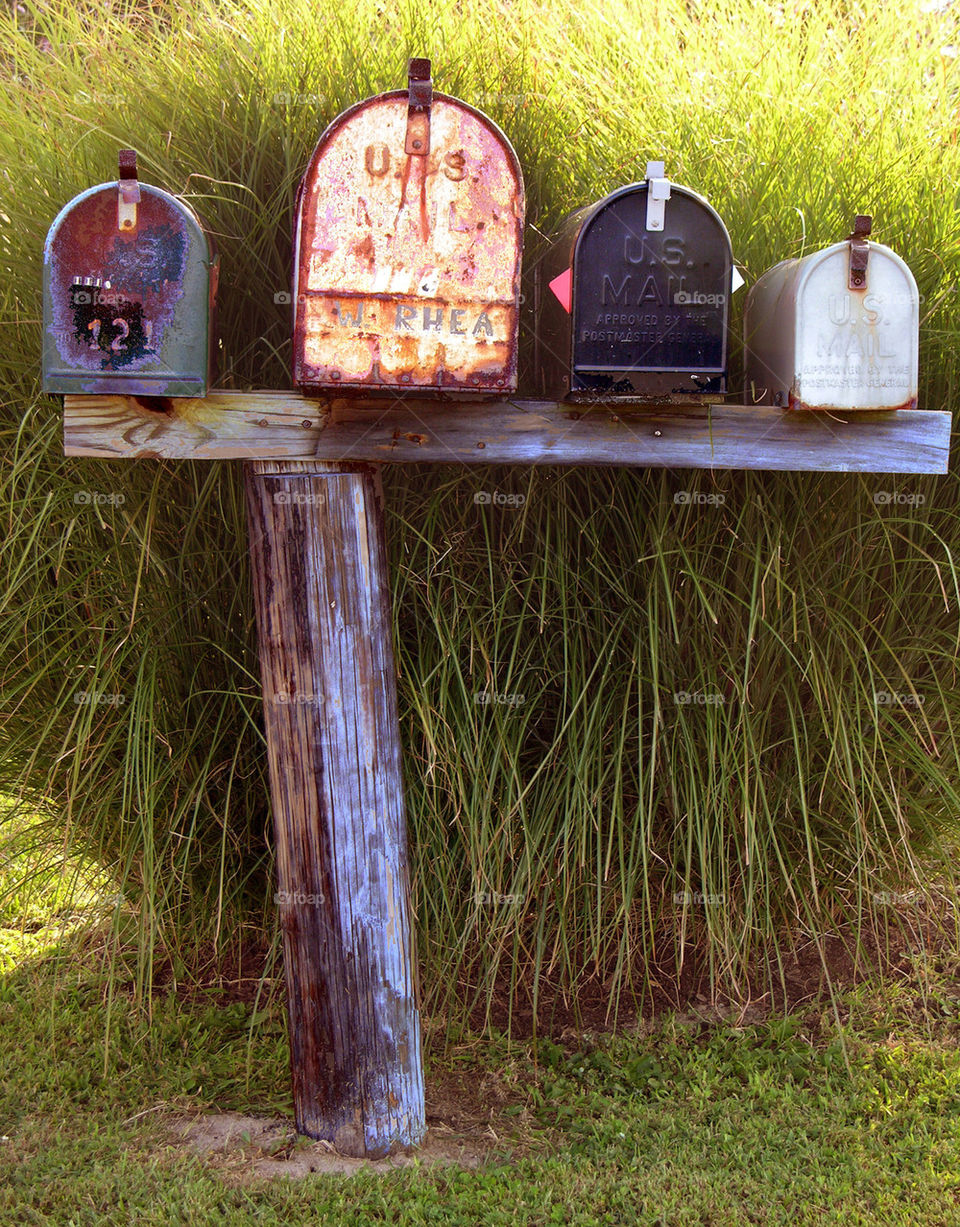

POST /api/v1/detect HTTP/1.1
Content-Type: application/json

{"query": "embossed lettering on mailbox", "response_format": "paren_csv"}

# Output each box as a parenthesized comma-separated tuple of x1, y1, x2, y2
(293, 59, 524, 393)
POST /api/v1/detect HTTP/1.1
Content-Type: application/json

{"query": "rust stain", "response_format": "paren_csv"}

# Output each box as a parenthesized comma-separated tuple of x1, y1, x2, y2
(788, 392, 918, 413)
(745, 225, 919, 415)
(293, 83, 524, 393)
(351, 235, 376, 269)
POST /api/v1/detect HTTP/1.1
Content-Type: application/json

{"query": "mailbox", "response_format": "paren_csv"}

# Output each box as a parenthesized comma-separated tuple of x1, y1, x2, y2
(293, 59, 524, 393)
(744, 216, 919, 411)
(534, 163, 734, 401)
(43, 151, 218, 397)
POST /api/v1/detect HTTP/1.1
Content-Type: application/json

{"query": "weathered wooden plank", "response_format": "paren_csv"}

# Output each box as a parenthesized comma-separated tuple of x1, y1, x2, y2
(244, 459, 424, 1155)
(64, 391, 327, 459)
(64, 393, 951, 473)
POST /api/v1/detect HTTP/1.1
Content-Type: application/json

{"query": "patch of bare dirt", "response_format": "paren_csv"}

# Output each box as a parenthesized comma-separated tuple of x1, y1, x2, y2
(170, 1112, 491, 1179)
(150, 936, 279, 1007)
(165, 1063, 533, 1181)
(459, 901, 956, 1036)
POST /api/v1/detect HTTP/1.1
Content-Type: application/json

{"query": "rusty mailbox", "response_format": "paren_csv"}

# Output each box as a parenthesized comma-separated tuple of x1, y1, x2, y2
(744, 216, 919, 411)
(43, 151, 218, 397)
(534, 163, 734, 401)
(293, 59, 524, 393)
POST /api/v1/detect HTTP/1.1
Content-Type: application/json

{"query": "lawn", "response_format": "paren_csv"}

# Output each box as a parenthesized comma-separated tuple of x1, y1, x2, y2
(2, 921, 960, 1225)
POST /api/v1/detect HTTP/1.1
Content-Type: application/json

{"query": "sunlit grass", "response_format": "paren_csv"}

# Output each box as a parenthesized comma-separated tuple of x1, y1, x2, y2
(0, 0, 959, 1036)
(0, 794, 122, 974)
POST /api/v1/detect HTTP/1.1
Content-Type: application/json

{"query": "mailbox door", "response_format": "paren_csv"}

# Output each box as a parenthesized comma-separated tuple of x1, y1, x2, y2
(793, 243, 919, 411)
(43, 183, 215, 396)
(571, 184, 732, 399)
(294, 90, 524, 392)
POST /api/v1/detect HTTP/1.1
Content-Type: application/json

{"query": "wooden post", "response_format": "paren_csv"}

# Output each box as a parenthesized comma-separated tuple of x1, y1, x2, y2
(243, 458, 424, 1156)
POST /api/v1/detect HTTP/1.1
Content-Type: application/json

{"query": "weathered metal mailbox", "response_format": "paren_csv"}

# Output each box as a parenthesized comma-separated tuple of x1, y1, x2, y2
(43, 151, 218, 397)
(293, 59, 524, 393)
(744, 216, 919, 412)
(534, 162, 734, 401)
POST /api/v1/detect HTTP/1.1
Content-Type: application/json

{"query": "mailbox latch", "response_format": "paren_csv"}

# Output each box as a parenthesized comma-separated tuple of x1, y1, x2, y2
(848, 214, 872, 290)
(645, 161, 671, 231)
(405, 58, 432, 156)
(117, 149, 140, 232)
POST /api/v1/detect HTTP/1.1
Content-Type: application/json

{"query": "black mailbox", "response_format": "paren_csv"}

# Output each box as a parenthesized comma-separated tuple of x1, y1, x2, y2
(534, 163, 734, 401)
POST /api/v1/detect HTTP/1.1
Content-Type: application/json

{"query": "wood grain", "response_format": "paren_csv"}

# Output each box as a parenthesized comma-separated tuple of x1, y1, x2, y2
(244, 459, 424, 1154)
(63, 392, 952, 473)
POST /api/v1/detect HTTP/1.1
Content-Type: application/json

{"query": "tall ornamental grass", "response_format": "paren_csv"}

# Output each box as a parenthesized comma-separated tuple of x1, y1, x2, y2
(1, 0, 959, 1034)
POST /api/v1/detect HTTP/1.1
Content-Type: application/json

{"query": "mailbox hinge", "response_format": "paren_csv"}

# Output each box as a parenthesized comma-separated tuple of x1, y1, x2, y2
(405, 58, 432, 156)
(847, 214, 872, 290)
(645, 161, 671, 231)
(117, 149, 140, 232)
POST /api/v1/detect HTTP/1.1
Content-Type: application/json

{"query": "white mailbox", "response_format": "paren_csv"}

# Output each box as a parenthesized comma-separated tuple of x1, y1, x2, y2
(744, 216, 919, 411)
